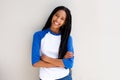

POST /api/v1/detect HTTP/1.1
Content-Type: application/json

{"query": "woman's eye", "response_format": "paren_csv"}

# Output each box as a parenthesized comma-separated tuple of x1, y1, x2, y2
(55, 14, 59, 17)
(61, 18, 65, 20)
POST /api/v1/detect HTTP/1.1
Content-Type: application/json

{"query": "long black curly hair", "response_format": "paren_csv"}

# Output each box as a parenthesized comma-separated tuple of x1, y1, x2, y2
(42, 6, 72, 59)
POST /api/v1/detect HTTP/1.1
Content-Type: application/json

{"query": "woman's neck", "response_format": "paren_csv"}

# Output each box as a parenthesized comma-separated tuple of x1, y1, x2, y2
(50, 27, 60, 34)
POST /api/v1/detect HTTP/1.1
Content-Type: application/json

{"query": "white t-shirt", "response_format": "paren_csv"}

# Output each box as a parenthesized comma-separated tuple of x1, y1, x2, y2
(32, 28, 74, 80)
(40, 31, 69, 80)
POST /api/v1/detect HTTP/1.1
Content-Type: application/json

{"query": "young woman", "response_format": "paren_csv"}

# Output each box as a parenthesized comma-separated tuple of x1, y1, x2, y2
(32, 6, 74, 80)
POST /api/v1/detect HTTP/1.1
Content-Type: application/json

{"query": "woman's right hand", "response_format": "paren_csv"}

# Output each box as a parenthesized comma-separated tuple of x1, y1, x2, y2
(64, 52, 74, 58)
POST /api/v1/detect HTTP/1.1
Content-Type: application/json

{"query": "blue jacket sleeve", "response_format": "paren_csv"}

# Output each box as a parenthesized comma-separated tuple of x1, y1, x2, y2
(62, 36, 74, 69)
(31, 32, 41, 65)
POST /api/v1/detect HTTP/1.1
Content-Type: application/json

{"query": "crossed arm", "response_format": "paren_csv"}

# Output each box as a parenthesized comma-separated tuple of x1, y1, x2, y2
(33, 52, 73, 68)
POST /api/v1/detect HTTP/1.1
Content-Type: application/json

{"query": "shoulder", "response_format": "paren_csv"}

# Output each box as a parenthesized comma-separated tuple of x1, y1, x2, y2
(33, 28, 49, 38)
(68, 35, 73, 40)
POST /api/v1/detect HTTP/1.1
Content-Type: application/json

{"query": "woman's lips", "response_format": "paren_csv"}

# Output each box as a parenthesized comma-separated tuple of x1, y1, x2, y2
(54, 21, 59, 26)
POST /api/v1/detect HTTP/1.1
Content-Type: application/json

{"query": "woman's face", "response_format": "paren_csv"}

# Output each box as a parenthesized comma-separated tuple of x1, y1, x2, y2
(51, 10, 66, 30)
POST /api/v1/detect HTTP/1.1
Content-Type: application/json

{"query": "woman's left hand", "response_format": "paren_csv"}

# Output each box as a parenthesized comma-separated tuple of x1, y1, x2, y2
(64, 52, 73, 58)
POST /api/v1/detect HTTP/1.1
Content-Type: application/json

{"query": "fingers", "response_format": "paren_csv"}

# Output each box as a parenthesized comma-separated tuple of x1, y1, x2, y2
(64, 52, 74, 58)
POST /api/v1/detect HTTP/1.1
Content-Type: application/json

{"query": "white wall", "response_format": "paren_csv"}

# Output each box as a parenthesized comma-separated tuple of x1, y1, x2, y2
(0, 0, 120, 80)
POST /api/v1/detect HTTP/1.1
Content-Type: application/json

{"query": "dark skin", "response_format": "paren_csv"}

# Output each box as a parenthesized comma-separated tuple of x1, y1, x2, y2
(33, 52, 73, 68)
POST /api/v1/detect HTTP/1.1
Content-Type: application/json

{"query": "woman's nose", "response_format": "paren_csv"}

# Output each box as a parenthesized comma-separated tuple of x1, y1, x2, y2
(56, 17, 61, 22)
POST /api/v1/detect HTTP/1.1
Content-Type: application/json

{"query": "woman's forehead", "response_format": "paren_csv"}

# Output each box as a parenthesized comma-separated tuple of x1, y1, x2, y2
(55, 10, 66, 17)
